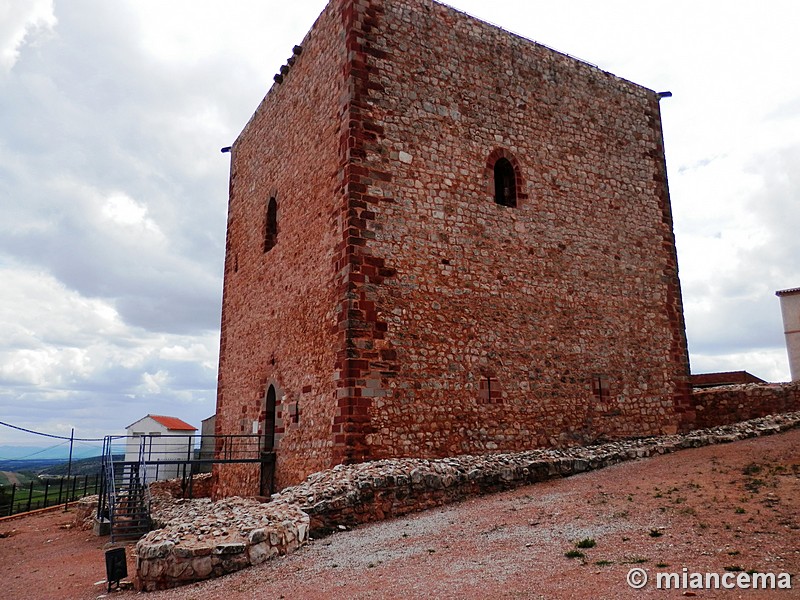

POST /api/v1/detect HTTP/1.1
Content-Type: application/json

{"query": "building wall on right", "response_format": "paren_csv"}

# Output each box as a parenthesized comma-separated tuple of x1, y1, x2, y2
(777, 288, 800, 381)
(338, 0, 693, 461)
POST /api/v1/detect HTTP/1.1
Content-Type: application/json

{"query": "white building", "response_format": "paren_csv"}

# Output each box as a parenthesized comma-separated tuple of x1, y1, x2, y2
(777, 287, 800, 382)
(124, 415, 197, 481)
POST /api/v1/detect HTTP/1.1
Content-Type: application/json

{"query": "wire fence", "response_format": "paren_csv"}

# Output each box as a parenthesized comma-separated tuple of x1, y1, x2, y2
(0, 474, 102, 517)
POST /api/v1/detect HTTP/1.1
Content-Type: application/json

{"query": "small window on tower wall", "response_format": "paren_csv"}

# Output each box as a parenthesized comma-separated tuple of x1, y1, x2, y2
(264, 197, 278, 252)
(494, 158, 517, 207)
(592, 374, 610, 401)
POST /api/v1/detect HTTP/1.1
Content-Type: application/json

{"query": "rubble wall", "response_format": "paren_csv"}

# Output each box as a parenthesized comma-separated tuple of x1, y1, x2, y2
(693, 381, 800, 428)
(136, 412, 799, 591)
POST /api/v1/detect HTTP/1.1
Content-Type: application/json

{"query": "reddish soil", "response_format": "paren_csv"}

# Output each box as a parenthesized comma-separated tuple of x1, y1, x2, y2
(1, 429, 798, 600)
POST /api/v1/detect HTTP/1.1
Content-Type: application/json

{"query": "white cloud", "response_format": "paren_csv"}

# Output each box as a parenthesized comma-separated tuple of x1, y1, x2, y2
(1, 0, 799, 446)
(0, 0, 55, 73)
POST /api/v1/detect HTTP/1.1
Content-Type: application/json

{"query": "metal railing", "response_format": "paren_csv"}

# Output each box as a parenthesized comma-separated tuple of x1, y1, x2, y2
(0, 474, 102, 517)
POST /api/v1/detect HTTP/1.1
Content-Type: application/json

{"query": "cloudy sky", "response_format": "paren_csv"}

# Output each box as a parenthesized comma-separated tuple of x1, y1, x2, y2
(1, 0, 798, 449)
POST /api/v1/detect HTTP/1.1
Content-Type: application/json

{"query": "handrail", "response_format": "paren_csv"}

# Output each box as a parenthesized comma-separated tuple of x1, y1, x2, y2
(137, 435, 152, 524)
(103, 436, 118, 534)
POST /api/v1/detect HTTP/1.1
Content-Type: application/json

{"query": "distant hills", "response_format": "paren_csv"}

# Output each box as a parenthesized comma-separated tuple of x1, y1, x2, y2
(0, 445, 104, 461)
(0, 454, 123, 478)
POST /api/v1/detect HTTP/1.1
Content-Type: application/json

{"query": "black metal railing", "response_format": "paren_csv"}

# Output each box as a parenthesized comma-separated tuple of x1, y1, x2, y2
(0, 474, 102, 517)
(95, 433, 264, 539)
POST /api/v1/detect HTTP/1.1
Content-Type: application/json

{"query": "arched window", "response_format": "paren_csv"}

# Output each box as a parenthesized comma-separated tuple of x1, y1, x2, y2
(494, 157, 517, 207)
(264, 197, 278, 252)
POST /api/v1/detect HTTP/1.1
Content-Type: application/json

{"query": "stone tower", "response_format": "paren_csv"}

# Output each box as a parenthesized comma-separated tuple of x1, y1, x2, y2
(214, 0, 692, 496)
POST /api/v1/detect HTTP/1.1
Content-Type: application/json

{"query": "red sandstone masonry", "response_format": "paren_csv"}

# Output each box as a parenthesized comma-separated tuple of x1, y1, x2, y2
(216, 0, 693, 494)
(343, 0, 691, 457)
(693, 381, 800, 428)
(214, 1, 348, 493)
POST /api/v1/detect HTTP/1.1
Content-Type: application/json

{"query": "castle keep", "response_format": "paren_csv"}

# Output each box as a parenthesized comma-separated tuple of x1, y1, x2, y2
(214, 0, 692, 495)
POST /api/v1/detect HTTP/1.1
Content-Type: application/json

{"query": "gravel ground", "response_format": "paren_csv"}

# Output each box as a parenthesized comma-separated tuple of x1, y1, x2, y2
(1, 428, 798, 600)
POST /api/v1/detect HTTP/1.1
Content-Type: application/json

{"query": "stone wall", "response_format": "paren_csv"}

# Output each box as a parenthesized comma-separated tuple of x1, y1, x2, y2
(136, 498, 309, 592)
(215, 0, 692, 494)
(332, 0, 691, 465)
(136, 412, 799, 590)
(149, 473, 213, 500)
(693, 381, 800, 428)
(214, 0, 347, 493)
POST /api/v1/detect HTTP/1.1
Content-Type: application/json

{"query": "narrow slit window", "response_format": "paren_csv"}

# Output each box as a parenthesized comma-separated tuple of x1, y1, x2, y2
(493, 158, 517, 207)
(264, 197, 278, 252)
(592, 374, 610, 402)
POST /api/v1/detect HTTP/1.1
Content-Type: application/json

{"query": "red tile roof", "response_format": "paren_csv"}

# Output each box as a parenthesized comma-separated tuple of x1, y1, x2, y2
(148, 415, 197, 431)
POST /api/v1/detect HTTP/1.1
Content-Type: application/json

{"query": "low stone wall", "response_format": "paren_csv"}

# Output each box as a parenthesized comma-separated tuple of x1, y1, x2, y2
(136, 497, 308, 591)
(149, 473, 214, 501)
(693, 381, 800, 428)
(278, 411, 800, 536)
(135, 411, 800, 591)
(73, 495, 98, 530)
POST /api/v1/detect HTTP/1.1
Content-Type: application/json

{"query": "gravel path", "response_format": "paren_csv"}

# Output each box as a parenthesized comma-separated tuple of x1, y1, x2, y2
(1, 428, 798, 599)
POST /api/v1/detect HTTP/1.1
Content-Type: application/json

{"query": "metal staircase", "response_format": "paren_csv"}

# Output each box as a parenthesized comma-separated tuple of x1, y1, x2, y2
(100, 438, 151, 542)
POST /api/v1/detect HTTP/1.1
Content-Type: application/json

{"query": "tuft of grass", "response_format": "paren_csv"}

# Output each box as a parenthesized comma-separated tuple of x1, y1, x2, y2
(564, 550, 585, 559)
(595, 560, 613, 567)
(724, 565, 744, 572)
(735, 507, 746, 514)
(742, 463, 762, 476)
(745, 478, 766, 493)
(649, 529, 664, 538)
(656, 562, 669, 568)
(576, 538, 596, 549)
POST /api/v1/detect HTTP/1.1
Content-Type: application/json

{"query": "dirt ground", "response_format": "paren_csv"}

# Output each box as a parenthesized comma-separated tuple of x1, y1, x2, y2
(1, 428, 798, 600)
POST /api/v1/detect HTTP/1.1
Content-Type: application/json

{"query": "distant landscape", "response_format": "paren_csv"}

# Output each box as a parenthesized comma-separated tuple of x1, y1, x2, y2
(0, 454, 122, 484)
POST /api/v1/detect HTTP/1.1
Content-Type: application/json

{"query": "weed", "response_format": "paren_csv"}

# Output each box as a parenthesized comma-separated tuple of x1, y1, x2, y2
(595, 560, 613, 567)
(656, 562, 669, 568)
(742, 463, 762, 476)
(649, 529, 663, 538)
(724, 565, 744, 572)
(564, 550, 585, 559)
(576, 538, 596, 549)
(735, 507, 746, 514)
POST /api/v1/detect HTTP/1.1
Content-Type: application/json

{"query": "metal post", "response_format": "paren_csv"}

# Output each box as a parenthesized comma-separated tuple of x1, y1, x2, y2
(57, 477, 64, 505)
(64, 428, 74, 511)
(43, 479, 50, 509)
(9, 484, 16, 516)
(25, 481, 33, 512)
